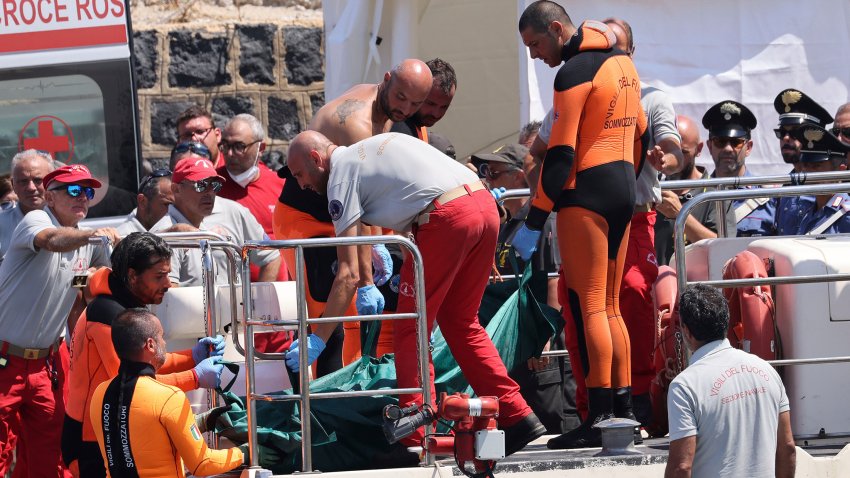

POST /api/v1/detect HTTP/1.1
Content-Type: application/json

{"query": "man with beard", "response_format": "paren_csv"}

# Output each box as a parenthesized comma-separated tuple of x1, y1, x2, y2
(655, 115, 736, 265)
(272, 59, 432, 371)
(773, 89, 834, 173)
(702, 100, 777, 237)
(90, 308, 244, 477)
(62, 232, 225, 477)
(833, 103, 850, 143)
(391, 58, 457, 141)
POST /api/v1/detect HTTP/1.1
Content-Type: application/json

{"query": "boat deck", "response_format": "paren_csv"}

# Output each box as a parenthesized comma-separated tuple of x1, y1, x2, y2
(208, 433, 850, 477)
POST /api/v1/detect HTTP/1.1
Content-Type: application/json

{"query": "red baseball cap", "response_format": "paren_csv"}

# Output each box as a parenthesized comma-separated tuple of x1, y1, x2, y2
(172, 158, 226, 184)
(43, 164, 102, 190)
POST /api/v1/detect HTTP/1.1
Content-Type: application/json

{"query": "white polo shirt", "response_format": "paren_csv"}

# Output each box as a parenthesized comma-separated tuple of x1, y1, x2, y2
(0, 205, 24, 265)
(327, 133, 479, 234)
(0, 207, 110, 348)
(151, 197, 279, 286)
(667, 339, 789, 478)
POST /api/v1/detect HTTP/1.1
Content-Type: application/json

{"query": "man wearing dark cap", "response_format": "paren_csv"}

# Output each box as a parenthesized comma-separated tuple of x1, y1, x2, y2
(773, 89, 834, 172)
(703, 100, 776, 236)
(774, 125, 850, 235)
(0, 164, 118, 476)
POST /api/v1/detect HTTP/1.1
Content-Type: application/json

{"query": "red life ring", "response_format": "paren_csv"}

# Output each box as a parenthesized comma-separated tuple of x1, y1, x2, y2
(721, 251, 779, 360)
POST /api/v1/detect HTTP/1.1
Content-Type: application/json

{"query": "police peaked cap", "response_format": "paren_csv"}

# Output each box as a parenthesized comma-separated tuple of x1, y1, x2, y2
(702, 100, 757, 138)
(773, 89, 834, 127)
(789, 124, 850, 163)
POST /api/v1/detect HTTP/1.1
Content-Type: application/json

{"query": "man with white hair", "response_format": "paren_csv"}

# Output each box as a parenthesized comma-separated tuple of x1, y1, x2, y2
(0, 149, 54, 263)
(216, 114, 286, 281)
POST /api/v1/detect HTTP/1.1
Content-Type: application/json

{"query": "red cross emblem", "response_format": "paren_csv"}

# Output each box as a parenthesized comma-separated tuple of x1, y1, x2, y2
(18, 115, 75, 164)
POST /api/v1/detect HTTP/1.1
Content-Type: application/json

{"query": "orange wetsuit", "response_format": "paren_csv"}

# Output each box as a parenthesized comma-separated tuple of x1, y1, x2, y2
(528, 21, 648, 390)
(90, 362, 243, 477)
(63, 268, 198, 477)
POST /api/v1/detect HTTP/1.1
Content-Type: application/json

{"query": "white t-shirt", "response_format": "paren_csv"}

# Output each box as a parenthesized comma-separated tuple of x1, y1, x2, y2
(0, 207, 110, 348)
(327, 133, 479, 234)
(151, 197, 279, 286)
(668, 339, 789, 478)
(0, 205, 24, 265)
(536, 84, 681, 206)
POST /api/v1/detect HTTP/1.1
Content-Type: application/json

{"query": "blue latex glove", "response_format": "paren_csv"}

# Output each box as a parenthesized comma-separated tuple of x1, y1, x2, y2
(285, 334, 326, 372)
(371, 244, 393, 286)
(356, 284, 385, 316)
(490, 187, 507, 201)
(194, 356, 224, 389)
(191, 334, 226, 364)
(512, 223, 542, 261)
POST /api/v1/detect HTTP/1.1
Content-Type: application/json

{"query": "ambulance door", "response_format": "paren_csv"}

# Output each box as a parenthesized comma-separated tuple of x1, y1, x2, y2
(0, 0, 141, 217)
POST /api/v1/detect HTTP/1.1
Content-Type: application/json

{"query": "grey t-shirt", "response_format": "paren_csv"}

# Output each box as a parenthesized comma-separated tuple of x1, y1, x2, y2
(0, 205, 24, 265)
(115, 211, 147, 236)
(636, 84, 680, 206)
(151, 197, 279, 286)
(0, 207, 110, 348)
(327, 133, 480, 234)
(668, 339, 789, 478)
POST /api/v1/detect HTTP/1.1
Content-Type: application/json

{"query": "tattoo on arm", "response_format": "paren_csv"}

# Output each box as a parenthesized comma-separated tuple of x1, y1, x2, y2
(336, 99, 365, 125)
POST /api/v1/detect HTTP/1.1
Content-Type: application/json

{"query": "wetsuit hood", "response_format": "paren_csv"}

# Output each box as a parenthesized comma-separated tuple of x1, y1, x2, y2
(562, 20, 616, 61)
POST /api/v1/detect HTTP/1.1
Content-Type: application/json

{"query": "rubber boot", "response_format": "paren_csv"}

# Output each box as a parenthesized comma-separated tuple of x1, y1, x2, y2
(613, 386, 643, 445)
(547, 387, 613, 449)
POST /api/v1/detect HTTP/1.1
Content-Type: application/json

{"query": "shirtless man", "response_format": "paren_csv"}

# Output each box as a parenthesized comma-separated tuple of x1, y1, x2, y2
(273, 59, 432, 372)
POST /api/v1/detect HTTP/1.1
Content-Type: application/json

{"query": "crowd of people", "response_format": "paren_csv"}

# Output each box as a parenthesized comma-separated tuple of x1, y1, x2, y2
(1, 0, 847, 475)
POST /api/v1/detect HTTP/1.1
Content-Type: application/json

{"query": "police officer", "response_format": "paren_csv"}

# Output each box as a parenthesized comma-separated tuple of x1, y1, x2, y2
(703, 100, 776, 236)
(774, 125, 850, 235)
(773, 89, 834, 173)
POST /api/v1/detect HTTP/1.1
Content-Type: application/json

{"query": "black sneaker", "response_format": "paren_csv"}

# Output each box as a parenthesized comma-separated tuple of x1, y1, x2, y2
(502, 412, 547, 456)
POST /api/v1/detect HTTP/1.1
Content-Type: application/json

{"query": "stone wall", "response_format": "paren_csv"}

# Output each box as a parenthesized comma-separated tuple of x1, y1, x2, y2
(132, 3, 324, 170)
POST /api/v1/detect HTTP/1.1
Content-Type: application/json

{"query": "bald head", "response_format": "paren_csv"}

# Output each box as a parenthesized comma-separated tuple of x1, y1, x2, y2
(11, 149, 55, 213)
(286, 130, 335, 194)
(379, 59, 433, 122)
(603, 17, 634, 56)
(676, 115, 703, 180)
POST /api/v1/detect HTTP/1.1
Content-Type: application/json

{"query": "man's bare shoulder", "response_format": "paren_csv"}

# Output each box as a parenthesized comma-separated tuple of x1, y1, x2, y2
(310, 84, 378, 145)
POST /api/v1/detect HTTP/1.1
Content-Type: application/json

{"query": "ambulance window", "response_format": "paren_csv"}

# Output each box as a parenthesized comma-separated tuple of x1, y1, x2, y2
(0, 74, 107, 181)
(0, 60, 140, 217)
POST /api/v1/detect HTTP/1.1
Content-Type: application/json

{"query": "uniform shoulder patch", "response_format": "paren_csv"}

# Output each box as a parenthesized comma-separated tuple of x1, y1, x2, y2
(328, 199, 344, 221)
(190, 423, 202, 441)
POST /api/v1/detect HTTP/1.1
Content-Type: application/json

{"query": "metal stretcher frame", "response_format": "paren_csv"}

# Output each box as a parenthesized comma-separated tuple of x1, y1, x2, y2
(672, 181, 850, 368)
(239, 235, 432, 473)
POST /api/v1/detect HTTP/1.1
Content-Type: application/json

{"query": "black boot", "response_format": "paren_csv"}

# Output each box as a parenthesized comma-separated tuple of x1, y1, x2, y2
(547, 388, 613, 449)
(613, 386, 643, 445)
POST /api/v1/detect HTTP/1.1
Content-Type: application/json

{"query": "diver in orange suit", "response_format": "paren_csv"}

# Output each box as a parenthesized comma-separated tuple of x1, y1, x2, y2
(517, 1, 648, 449)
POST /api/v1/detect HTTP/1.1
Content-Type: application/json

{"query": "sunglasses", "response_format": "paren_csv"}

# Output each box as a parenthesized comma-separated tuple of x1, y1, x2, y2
(171, 141, 212, 162)
(138, 168, 172, 191)
(773, 127, 797, 139)
(184, 179, 223, 193)
(219, 140, 260, 155)
(478, 163, 521, 180)
(50, 184, 95, 200)
(831, 126, 850, 138)
(710, 136, 748, 150)
(178, 126, 213, 142)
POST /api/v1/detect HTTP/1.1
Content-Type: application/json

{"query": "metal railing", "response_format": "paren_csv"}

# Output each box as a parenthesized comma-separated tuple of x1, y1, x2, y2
(239, 235, 432, 473)
(661, 170, 850, 237)
(671, 182, 850, 367)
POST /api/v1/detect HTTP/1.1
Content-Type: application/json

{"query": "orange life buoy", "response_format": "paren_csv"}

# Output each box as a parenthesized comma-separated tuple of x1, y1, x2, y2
(721, 251, 778, 361)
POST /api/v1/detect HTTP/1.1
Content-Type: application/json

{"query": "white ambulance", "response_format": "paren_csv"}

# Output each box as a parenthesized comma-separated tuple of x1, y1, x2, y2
(0, 0, 140, 217)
